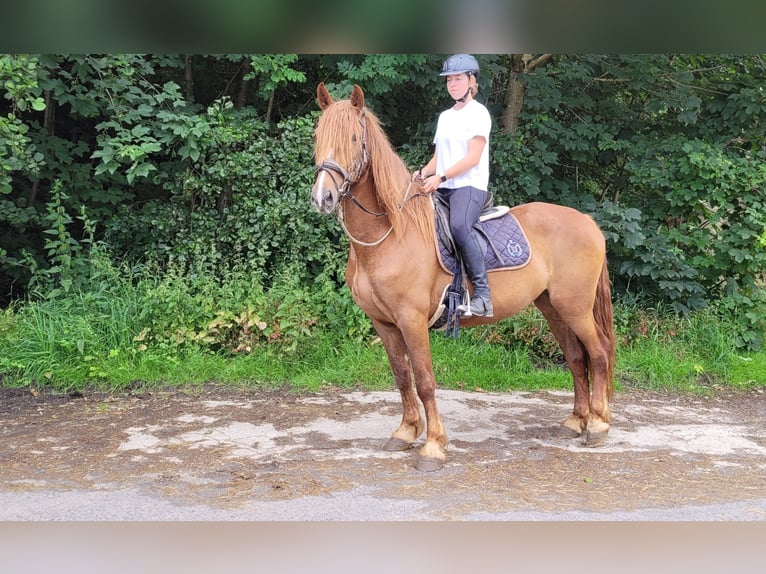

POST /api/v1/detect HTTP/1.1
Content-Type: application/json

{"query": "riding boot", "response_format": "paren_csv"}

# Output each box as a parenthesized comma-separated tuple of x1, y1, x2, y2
(457, 231, 493, 317)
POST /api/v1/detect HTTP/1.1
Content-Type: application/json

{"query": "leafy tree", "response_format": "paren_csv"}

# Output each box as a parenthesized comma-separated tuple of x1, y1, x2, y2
(493, 55, 765, 323)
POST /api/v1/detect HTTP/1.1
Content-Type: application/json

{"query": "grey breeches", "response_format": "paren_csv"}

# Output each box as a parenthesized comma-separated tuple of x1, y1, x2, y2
(436, 185, 487, 248)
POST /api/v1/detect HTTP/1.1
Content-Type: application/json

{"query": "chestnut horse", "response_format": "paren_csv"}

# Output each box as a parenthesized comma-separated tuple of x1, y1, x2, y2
(311, 83, 615, 471)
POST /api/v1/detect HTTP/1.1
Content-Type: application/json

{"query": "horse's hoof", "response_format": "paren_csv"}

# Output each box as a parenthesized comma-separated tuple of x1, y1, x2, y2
(584, 418, 609, 447)
(416, 456, 444, 472)
(585, 428, 609, 447)
(561, 416, 585, 437)
(383, 437, 412, 452)
(559, 423, 582, 439)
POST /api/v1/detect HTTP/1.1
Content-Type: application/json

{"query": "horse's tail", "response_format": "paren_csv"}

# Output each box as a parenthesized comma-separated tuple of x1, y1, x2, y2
(592, 258, 616, 400)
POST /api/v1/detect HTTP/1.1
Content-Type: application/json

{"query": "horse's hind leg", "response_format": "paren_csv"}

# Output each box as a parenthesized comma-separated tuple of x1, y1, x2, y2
(537, 293, 613, 446)
(372, 319, 425, 452)
(535, 294, 591, 437)
(561, 313, 613, 446)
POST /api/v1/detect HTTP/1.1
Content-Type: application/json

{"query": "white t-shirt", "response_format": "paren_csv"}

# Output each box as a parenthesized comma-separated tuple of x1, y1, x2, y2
(433, 99, 491, 191)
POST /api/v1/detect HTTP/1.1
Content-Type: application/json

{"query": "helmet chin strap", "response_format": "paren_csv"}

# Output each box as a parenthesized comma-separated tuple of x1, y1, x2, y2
(454, 87, 471, 103)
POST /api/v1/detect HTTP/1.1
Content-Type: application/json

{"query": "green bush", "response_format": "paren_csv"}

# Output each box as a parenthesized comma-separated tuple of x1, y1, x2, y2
(104, 105, 343, 288)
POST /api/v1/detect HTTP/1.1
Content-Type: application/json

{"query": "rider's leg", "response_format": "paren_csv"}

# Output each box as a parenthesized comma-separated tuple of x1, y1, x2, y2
(445, 186, 493, 317)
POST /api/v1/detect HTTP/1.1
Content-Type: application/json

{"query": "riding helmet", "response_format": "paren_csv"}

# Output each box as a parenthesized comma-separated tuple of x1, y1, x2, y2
(440, 54, 480, 78)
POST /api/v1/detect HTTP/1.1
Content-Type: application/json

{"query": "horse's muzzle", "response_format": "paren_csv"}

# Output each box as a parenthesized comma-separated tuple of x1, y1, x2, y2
(311, 182, 337, 215)
(311, 165, 344, 214)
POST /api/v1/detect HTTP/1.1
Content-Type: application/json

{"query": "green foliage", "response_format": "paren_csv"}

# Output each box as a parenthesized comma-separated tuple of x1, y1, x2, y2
(245, 54, 306, 100)
(621, 135, 766, 322)
(104, 101, 342, 288)
(334, 54, 431, 95)
(0, 54, 46, 114)
(0, 243, 147, 390)
(490, 131, 552, 204)
(0, 253, 358, 390)
(84, 57, 197, 183)
(1, 53, 765, 354)
(714, 288, 766, 351)
(1, 54, 317, 304)
(0, 55, 46, 193)
(490, 54, 766, 346)
(130, 264, 318, 356)
(326, 54, 446, 144)
(612, 303, 754, 391)
(29, 180, 99, 298)
(0, 182, 371, 390)
(463, 307, 564, 370)
(588, 200, 708, 314)
(2, 247, 765, 392)
(0, 113, 44, 194)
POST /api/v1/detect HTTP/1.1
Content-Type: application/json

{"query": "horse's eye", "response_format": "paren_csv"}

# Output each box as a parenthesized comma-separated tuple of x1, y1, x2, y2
(351, 135, 358, 143)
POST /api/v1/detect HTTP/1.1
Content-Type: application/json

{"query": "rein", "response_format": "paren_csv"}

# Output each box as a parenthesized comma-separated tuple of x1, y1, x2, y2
(338, 180, 422, 247)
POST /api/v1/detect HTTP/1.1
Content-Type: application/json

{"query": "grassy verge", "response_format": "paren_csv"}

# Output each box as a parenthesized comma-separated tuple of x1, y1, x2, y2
(3, 310, 765, 396)
(1, 274, 764, 395)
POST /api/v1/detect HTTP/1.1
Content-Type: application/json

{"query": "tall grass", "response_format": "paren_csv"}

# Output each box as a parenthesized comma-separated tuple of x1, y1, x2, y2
(613, 303, 765, 390)
(1, 270, 158, 392)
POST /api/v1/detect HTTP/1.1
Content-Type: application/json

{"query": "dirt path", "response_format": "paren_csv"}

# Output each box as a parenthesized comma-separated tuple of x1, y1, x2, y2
(1, 384, 764, 520)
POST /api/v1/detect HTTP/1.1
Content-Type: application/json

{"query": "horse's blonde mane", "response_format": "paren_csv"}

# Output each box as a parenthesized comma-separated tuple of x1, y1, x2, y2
(315, 100, 434, 242)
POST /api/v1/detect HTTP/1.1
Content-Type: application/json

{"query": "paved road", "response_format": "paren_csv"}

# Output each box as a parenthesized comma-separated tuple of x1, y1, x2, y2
(1, 385, 765, 520)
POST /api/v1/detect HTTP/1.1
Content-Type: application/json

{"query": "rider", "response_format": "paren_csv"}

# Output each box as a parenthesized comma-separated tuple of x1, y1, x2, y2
(415, 54, 493, 317)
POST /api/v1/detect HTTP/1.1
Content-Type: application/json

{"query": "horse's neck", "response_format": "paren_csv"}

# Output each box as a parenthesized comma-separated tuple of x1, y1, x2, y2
(345, 181, 445, 314)
(345, 177, 438, 268)
(341, 178, 390, 241)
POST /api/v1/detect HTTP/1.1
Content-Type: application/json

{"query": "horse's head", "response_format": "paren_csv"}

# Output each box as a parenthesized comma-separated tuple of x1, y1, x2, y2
(311, 83, 370, 214)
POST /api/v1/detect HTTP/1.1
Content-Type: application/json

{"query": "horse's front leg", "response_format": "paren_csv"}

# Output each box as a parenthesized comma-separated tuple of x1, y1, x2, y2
(400, 324, 448, 472)
(373, 320, 425, 452)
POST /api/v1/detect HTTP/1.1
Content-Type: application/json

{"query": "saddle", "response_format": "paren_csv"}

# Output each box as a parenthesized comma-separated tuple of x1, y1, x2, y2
(433, 192, 531, 274)
(429, 193, 532, 336)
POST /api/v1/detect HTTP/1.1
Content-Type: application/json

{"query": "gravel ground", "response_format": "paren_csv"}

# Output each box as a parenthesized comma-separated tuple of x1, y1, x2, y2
(2, 384, 764, 521)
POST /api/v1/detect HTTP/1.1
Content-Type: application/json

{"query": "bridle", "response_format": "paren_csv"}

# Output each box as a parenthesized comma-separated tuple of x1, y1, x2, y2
(314, 108, 424, 247)
(314, 109, 383, 216)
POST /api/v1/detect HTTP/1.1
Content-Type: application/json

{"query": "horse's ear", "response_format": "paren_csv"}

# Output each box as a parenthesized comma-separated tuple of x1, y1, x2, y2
(350, 84, 365, 111)
(317, 82, 334, 110)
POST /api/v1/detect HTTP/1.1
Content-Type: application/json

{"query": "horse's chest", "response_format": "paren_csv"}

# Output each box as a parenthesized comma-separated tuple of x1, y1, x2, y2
(348, 266, 381, 312)
(346, 263, 404, 320)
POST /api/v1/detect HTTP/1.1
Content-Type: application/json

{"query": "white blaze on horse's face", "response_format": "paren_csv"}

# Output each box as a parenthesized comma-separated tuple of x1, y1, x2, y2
(311, 150, 341, 215)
